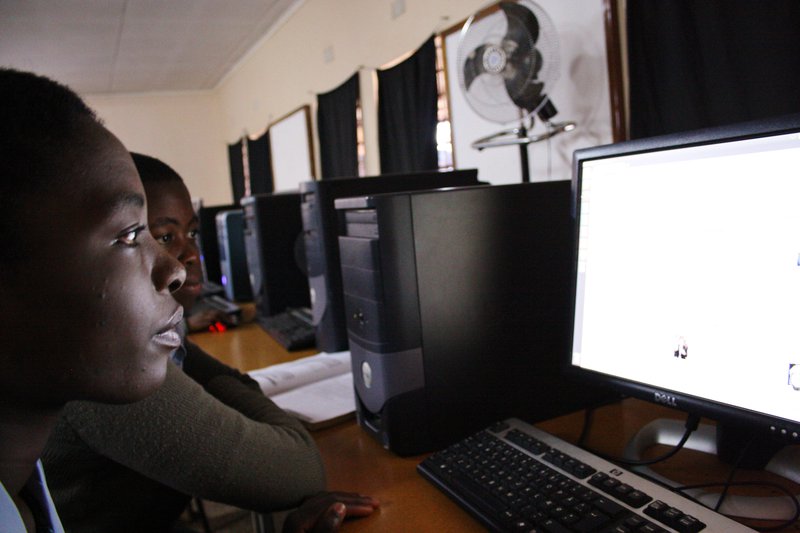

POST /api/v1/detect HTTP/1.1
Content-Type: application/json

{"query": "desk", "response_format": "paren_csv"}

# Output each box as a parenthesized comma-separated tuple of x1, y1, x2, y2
(189, 321, 318, 370)
(191, 324, 799, 532)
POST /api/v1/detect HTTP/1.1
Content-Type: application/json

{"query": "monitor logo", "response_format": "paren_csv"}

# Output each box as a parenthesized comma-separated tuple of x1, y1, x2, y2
(654, 391, 678, 407)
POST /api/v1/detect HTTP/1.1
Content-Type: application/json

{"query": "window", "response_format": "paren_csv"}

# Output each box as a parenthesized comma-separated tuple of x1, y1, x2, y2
(356, 97, 366, 176)
(435, 34, 454, 170)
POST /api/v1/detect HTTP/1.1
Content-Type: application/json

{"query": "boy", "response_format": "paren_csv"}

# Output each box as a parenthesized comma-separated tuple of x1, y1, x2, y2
(41, 153, 378, 532)
(0, 68, 186, 530)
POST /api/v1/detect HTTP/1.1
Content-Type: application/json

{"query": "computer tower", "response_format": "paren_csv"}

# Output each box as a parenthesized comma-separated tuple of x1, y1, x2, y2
(198, 203, 238, 286)
(215, 209, 253, 302)
(335, 181, 617, 456)
(300, 169, 481, 353)
(241, 192, 310, 320)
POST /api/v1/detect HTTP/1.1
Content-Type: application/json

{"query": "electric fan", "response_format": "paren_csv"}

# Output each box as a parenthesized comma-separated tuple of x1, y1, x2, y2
(457, 0, 575, 182)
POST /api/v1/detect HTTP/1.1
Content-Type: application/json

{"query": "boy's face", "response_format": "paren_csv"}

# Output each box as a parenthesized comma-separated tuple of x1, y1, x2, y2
(0, 119, 186, 406)
(144, 180, 204, 311)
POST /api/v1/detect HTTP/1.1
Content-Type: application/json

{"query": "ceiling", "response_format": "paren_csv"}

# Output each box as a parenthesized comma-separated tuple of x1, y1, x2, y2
(0, 0, 302, 95)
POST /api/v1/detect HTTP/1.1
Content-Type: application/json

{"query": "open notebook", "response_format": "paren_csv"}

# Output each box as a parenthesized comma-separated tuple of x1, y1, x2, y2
(248, 351, 355, 430)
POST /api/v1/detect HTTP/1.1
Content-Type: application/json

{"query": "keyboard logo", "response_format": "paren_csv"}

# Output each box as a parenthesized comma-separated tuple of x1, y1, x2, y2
(654, 391, 678, 407)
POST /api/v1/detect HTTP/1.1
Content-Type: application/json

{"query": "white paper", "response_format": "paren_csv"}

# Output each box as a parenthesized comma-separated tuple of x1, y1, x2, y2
(248, 351, 355, 427)
(270, 372, 355, 426)
(248, 351, 351, 396)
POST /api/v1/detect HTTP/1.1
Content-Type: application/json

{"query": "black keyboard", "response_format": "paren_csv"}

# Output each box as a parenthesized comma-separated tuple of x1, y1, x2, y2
(418, 418, 754, 533)
(259, 307, 316, 351)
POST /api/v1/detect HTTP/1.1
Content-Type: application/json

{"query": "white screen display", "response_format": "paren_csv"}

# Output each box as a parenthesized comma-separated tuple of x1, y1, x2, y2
(572, 131, 800, 425)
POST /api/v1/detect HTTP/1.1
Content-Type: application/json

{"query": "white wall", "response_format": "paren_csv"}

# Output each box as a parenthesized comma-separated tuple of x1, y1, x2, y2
(83, 0, 613, 205)
(87, 90, 230, 205)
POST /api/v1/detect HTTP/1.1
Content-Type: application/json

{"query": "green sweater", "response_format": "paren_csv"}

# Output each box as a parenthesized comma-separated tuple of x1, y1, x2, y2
(42, 341, 326, 533)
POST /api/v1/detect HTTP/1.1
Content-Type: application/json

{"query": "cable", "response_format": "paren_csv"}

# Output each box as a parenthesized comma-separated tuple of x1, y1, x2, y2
(713, 432, 757, 512)
(582, 413, 701, 467)
(576, 407, 595, 448)
(674, 481, 800, 532)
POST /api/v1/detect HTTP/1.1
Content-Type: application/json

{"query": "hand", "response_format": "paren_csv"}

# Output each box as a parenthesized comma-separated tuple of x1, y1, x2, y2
(281, 491, 379, 533)
(186, 309, 231, 332)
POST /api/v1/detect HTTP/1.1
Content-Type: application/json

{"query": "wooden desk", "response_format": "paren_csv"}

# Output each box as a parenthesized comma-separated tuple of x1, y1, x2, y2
(190, 321, 318, 371)
(191, 325, 799, 532)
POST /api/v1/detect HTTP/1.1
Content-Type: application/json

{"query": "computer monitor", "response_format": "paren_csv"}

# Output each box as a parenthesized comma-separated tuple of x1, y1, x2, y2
(567, 113, 800, 465)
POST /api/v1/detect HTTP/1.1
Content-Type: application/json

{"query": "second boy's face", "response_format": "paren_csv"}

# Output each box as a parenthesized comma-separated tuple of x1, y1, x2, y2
(144, 180, 204, 311)
(0, 119, 186, 406)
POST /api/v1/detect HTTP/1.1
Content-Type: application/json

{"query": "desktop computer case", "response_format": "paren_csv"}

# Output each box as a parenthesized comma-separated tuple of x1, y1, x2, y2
(215, 209, 253, 302)
(300, 170, 480, 353)
(241, 192, 310, 320)
(198, 203, 238, 286)
(336, 181, 616, 456)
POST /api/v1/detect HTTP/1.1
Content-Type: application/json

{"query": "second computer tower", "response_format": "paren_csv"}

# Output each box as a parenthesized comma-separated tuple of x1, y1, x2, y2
(241, 192, 310, 320)
(300, 169, 480, 353)
(336, 181, 616, 456)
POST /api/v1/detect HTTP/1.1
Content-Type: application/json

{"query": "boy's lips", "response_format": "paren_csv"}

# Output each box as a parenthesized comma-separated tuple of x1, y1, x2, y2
(152, 306, 184, 350)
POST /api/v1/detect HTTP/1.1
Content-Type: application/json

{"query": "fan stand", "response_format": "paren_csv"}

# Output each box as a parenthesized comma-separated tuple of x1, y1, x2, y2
(519, 124, 532, 183)
(472, 119, 576, 182)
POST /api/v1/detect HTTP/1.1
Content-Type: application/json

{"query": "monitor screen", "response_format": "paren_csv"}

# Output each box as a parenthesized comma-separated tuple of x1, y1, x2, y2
(569, 113, 800, 444)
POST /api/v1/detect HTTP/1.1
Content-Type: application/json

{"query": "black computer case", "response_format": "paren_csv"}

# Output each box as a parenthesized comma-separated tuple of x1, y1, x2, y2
(215, 209, 253, 302)
(300, 169, 481, 353)
(241, 192, 310, 320)
(197, 203, 238, 286)
(335, 181, 617, 456)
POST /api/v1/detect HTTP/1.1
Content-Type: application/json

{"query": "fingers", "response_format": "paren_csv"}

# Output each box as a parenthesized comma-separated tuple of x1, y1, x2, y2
(308, 502, 346, 533)
(323, 492, 380, 516)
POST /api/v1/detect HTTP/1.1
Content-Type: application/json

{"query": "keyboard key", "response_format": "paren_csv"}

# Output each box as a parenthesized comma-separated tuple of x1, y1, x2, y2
(593, 496, 626, 517)
(620, 489, 653, 508)
(675, 515, 706, 533)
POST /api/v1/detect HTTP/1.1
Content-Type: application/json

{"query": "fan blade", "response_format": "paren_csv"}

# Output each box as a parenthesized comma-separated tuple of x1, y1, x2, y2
(498, 2, 546, 113)
(504, 48, 545, 113)
(507, 80, 545, 113)
(463, 44, 489, 90)
(500, 1, 539, 46)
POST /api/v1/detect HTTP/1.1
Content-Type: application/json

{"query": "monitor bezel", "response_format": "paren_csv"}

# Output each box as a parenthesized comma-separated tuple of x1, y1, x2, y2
(566, 113, 800, 443)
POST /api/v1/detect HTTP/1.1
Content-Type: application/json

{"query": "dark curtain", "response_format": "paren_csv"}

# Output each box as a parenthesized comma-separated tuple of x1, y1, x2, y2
(248, 131, 274, 194)
(627, 0, 800, 139)
(227, 139, 245, 204)
(377, 36, 438, 174)
(317, 73, 360, 179)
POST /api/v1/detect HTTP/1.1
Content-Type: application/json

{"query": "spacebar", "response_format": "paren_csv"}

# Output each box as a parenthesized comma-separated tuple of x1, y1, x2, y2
(442, 470, 513, 528)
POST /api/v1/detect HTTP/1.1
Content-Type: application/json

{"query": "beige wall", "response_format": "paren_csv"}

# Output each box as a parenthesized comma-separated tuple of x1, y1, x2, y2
(217, 0, 487, 176)
(86, 90, 230, 205)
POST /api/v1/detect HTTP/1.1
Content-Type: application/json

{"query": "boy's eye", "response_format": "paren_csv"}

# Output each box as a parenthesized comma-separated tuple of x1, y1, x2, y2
(157, 233, 173, 245)
(116, 225, 146, 247)
(188, 229, 198, 240)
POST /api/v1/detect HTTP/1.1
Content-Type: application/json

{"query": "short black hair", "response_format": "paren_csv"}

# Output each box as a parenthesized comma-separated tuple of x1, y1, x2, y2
(131, 152, 185, 186)
(0, 68, 102, 261)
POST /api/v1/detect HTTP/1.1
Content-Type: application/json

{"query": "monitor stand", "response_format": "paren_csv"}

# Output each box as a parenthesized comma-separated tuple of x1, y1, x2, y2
(622, 418, 800, 521)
